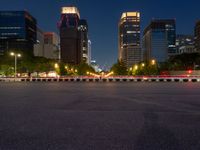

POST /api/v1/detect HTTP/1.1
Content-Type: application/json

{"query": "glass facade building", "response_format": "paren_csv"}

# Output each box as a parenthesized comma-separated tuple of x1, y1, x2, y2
(0, 11, 37, 56)
(143, 19, 176, 62)
(118, 12, 141, 68)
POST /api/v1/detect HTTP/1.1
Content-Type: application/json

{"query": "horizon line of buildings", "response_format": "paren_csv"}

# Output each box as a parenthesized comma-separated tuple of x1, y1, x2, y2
(119, 12, 200, 68)
(0, 7, 92, 66)
(1, 7, 200, 70)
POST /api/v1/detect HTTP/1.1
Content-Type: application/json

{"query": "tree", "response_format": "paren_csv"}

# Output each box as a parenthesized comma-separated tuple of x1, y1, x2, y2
(59, 63, 68, 76)
(160, 53, 200, 71)
(0, 65, 14, 76)
(131, 61, 159, 76)
(110, 60, 128, 75)
(76, 62, 95, 75)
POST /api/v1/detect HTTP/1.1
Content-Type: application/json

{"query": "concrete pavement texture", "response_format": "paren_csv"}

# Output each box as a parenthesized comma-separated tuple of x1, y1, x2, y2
(0, 82, 200, 150)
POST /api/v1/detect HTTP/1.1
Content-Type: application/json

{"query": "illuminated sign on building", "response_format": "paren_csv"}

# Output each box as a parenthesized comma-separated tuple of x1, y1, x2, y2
(61, 7, 80, 18)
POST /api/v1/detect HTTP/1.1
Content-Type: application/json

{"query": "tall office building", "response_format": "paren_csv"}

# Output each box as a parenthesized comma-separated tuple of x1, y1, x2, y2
(143, 19, 176, 62)
(58, 6, 82, 65)
(0, 11, 37, 56)
(88, 39, 92, 65)
(119, 12, 141, 68)
(195, 21, 200, 53)
(78, 19, 90, 64)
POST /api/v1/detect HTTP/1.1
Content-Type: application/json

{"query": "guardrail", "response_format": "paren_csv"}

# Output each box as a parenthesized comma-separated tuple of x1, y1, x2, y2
(1, 76, 200, 82)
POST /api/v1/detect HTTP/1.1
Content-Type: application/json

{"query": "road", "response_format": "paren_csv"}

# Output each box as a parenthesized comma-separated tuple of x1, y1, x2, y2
(0, 82, 200, 150)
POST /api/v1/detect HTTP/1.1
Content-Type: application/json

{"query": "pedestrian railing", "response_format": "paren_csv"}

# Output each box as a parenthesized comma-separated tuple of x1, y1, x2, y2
(0, 76, 200, 82)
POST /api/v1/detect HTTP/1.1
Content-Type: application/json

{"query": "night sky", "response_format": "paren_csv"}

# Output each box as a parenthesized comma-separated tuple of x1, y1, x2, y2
(0, 0, 200, 68)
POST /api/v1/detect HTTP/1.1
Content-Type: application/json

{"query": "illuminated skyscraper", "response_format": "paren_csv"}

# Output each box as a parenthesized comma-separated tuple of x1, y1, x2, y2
(58, 6, 82, 65)
(78, 19, 90, 64)
(118, 12, 141, 68)
(88, 40, 91, 65)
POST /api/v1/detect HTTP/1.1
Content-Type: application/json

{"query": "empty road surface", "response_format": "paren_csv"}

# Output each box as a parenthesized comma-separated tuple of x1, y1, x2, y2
(0, 82, 200, 150)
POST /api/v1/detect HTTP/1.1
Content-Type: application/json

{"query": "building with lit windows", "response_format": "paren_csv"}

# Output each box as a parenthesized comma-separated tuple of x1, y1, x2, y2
(78, 19, 90, 64)
(0, 11, 37, 56)
(195, 21, 200, 53)
(176, 34, 195, 54)
(143, 19, 176, 62)
(58, 6, 82, 65)
(88, 39, 92, 65)
(118, 12, 141, 68)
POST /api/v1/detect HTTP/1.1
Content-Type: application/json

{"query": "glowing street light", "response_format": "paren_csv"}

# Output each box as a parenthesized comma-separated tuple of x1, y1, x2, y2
(10, 52, 22, 79)
(151, 59, 156, 65)
(54, 63, 59, 69)
(134, 65, 138, 70)
(141, 63, 145, 67)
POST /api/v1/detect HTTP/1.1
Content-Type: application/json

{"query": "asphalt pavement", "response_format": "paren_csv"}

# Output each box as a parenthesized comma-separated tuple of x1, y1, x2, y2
(0, 82, 200, 150)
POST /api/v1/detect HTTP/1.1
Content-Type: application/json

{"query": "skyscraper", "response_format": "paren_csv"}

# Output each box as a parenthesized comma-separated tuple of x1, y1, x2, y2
(58, 6, 82, 65)
(119, 12, 141, 68)
(78, 19, 89, 64)
(143, 19, 176, 62)
(88, 39, 92, 65)
(195, 21, 200, 53)
(0, 11, 37, 56)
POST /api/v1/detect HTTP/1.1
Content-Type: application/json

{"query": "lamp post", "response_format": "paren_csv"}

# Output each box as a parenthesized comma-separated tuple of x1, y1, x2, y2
(10, 52, 21, 79)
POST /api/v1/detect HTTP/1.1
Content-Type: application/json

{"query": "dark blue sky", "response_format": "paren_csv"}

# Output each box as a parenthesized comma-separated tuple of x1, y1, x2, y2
(0, 0, 200, 67)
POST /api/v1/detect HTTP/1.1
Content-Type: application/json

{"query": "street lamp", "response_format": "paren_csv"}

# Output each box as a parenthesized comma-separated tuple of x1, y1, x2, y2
(134, 65, 138, 70)
(151, 59, 156, 65)
(54, 63, 59, 69)
(10, 52, 21, 79)
(141, 63, 145, 67)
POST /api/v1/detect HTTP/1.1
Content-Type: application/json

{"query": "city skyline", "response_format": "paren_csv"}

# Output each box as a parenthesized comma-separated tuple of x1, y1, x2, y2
(0, 0, 200, 68)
